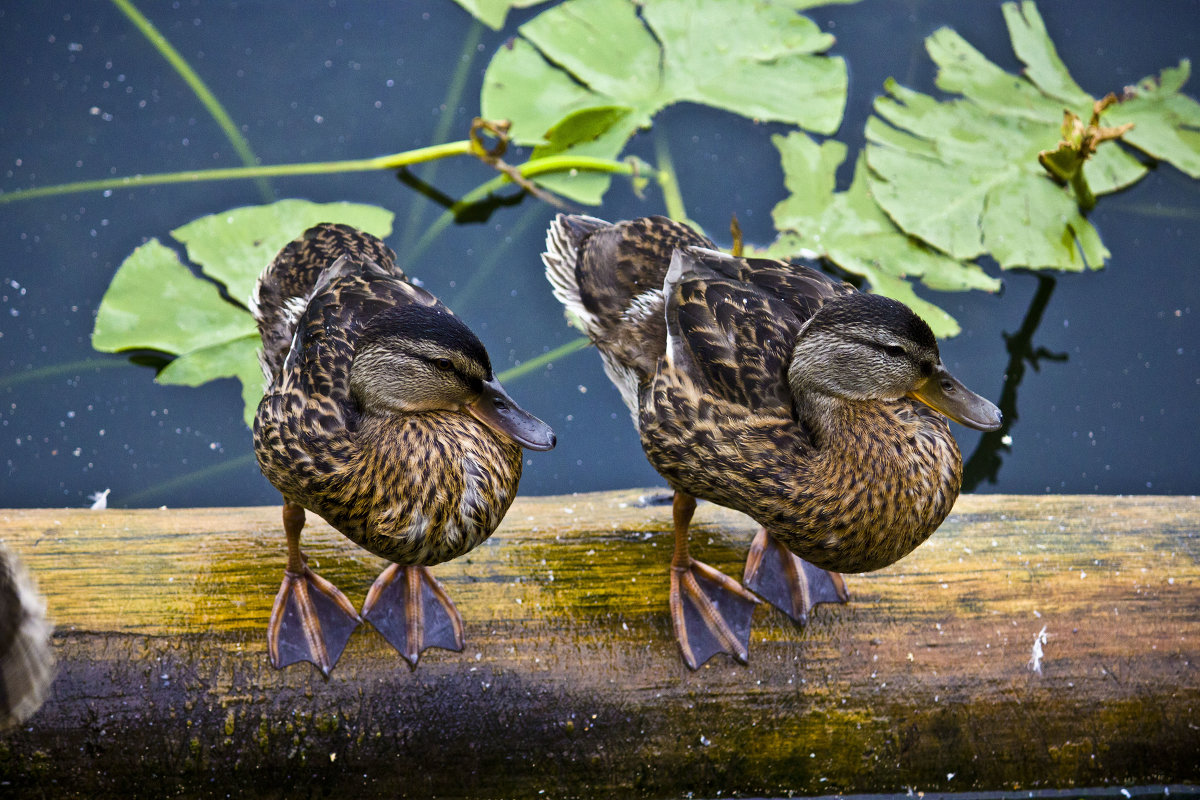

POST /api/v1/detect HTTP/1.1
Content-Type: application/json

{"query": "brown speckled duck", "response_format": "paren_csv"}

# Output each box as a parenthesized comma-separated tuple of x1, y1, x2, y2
(543, 215, 1001, 669)
(253, 223, 555, 675)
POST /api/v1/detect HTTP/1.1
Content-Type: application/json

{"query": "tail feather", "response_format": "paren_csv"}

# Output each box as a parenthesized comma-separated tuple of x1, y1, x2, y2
(542, 214, 607, 338)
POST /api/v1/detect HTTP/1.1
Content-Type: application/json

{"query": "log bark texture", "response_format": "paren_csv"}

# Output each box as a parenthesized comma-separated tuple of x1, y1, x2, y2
(0, 492, 1197, 798)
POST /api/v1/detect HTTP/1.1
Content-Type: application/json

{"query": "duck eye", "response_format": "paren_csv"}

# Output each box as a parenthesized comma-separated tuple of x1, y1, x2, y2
(434, 357, 454, 371)
(883, 344, 905, 357)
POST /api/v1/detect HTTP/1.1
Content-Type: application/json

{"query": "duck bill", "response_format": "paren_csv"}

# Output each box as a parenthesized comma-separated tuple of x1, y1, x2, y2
(466, 377, 557, 451)
(907, 364, 1003, 432)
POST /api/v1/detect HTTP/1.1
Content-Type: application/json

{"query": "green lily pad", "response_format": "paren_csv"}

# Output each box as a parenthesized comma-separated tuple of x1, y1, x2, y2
(863, 1, 1170, 271)
(93, 200, 395, 428)
(766, 132, 1000, 338)
(482, 0, 848, 203)
(92, 238, 257, 355)
(156, 335, 264, 428)
(173, 199, 395, 308)
(1105, 60, 1200, 180)
(449, 0, 551, 30)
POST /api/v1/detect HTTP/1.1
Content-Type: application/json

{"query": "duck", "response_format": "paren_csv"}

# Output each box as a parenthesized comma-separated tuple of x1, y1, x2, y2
(543, 215, 1001, 669)
(0, 542, 54, 730)
(252, 223, 555, 675)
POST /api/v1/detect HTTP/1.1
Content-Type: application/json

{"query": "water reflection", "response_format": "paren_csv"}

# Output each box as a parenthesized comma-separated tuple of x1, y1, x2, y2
(962, 274, 1068, 492)
(396, 167, 526, 225)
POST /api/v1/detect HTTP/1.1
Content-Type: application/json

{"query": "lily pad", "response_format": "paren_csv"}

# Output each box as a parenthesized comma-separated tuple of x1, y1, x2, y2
(766, 132, 1000, 338)
(449, 0, 551, 30)
(173, 199, 395, 308)
(92, 200, 395, 427)
(156, 335, 265, 430)
(93, 238, 256, 356)
(863, 0, 1183, 271)
(1105, 60, 1200, 180)
(482, 0, 848, 203)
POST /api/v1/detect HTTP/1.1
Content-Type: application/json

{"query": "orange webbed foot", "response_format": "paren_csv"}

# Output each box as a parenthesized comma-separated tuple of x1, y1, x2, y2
(268, 565, 361, 677)
(743, 528, 848, 624)
(361, 564, 464, 669)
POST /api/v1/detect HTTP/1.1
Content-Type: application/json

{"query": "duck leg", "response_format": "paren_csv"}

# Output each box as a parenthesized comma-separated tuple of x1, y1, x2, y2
(267, 502, 361, 676)
(669, 492, 759, 669)
(743, 527, 849, 624)
(361, 564, 464, 669)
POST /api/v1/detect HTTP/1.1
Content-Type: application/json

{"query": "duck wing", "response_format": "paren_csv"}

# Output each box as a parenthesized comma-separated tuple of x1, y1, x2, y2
(692, 246, 853, 326)
(253, 223, 405, 382)
(664, 247, 852, 413)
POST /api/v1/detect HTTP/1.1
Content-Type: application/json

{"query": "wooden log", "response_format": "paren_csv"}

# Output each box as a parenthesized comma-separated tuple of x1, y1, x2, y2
(0, 492, 1196, 797)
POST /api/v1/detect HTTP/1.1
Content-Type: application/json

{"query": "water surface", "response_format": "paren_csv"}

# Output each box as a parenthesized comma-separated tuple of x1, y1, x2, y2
(1, 0, 1198, 508)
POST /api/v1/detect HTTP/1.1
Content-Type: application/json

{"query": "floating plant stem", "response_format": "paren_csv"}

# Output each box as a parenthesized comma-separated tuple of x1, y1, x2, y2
(109, 0, 274, 202)
(0, 358, 130, 390)
(653, 125, 688, 224)
(0, 142, 475, 205)
(407, 155, 658, 264)
(0, 146, 643, 208)
(120, 453, 257, 508)
(496, 337, 591, 385)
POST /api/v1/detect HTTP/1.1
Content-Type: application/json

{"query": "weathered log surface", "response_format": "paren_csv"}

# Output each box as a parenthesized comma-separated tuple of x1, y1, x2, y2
(0, 492, 1197, 798)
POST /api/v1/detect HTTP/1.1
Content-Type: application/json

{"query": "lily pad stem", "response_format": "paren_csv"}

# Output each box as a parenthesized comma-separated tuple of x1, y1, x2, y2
(0, 142, 476, 205)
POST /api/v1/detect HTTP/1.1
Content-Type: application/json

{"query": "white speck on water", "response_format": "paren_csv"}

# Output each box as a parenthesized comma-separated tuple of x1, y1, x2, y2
(1001, 434, 1012, 446)
(88, 488, 110, 510)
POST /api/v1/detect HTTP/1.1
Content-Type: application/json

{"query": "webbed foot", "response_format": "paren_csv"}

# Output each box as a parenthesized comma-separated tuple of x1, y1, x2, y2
(361, 564, 464, 668)
(743, 527, 849, 623)
(267, 565, 361, 676)
(670, 558, 759, 670)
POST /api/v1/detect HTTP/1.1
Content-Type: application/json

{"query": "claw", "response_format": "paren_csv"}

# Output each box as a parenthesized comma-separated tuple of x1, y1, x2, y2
(361, 564, 464, 668)
(744, 528, 849, 624)
(670, 558, 759, 670)
(267, 566, 361, 676)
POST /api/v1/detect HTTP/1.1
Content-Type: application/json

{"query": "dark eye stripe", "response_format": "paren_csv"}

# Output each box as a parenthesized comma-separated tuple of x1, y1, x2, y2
(848, 336, 907, 358)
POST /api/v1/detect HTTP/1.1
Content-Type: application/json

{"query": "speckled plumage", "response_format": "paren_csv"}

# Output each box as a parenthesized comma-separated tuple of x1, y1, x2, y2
(544, 215, 969, 574)
(252, 223, 522, 567)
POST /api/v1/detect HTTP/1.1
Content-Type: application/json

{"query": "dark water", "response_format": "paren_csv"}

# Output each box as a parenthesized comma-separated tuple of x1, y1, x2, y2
(1, 0, 1198, 509)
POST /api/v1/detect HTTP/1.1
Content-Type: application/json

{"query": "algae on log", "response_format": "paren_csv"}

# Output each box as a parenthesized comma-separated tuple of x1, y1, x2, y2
(0, 491, 1196, 796)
